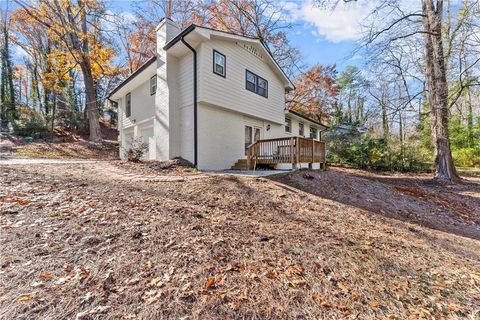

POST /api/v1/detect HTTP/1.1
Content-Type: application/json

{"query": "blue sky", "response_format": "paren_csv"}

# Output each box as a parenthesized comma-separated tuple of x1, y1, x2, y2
(287, 28, 361, 70)
(4, 0, 371, 72)
(104, 0, 372, 72)
(281, 0, 374, 71)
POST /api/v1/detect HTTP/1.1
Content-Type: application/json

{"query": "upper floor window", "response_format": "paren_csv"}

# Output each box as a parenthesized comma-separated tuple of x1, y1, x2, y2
(245, 70, 268, 98)
(310, 126, 317, 139)
(150, 75, 157, 95)
(285, 117, 291, 133)
(213, 50, 226, 77)
(126, 93, 131, 118)
(299, 122, 304, 136)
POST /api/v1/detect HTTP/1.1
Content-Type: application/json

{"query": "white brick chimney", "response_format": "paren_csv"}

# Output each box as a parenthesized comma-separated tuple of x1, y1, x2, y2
(154, 18, 180, 160)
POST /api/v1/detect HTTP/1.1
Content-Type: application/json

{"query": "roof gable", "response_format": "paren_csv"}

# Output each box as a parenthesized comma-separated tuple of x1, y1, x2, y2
(164, 24, 294, 90)
(108, 56, 156, 100)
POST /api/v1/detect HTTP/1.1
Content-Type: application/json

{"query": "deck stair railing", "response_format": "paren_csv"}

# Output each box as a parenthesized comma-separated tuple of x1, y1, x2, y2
(246, 136, 326, 170)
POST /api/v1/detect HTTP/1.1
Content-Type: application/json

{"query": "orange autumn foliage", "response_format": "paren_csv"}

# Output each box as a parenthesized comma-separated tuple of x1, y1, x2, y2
(287, 65, 338, 123)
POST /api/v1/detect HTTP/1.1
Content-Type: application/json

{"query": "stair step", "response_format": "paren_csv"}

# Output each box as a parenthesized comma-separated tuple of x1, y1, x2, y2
(230, 158, 249, 170)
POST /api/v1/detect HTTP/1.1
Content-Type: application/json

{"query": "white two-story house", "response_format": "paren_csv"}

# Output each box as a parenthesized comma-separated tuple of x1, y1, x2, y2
(109, 18, 327, 170)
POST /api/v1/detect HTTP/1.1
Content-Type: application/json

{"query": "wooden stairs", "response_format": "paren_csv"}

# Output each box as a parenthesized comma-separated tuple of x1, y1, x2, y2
(230, 159, 248, 170)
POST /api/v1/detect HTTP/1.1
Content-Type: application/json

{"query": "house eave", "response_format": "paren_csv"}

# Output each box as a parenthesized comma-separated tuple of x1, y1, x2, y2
(285, 109, 329, 130)
(108, 56, 157, 99)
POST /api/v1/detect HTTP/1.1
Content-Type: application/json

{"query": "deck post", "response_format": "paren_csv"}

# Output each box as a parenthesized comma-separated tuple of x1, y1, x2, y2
(311, 139, 314, 164)
(290, 137, 296, 169)
(247, 145, 251, 170)
(296, 137, 300, 168)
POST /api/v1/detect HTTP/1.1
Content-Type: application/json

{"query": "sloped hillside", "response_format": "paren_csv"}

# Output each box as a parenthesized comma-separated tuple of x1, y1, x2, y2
(1, 162, 479, 319)
(272, 167, 480, 240)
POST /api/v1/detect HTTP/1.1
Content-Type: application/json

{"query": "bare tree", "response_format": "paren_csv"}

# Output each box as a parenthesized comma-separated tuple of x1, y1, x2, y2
(136, 0, 303, 78)
(421, 0, 459, 181)
(320, 0, 462, 181)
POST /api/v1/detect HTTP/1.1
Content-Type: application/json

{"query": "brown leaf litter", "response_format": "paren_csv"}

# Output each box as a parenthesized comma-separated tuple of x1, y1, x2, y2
(0, 161, 479, 319)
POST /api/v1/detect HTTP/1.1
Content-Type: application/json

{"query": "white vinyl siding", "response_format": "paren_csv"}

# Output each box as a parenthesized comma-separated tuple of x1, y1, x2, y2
(198, 39, 286, 124)
(177, 52, 195, 163)
(119, 77, 155, 130)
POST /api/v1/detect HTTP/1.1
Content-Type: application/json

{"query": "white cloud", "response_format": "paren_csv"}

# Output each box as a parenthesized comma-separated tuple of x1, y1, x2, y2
(284, 0, 377, 43)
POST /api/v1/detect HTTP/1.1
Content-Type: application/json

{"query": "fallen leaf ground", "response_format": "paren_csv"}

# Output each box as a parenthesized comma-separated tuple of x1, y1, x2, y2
(1, 162, 479, 320)
(12, 141, 118, 160)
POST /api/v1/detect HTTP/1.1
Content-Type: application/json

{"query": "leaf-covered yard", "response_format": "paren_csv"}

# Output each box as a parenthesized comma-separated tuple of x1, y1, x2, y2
(1, 162, 479, 319)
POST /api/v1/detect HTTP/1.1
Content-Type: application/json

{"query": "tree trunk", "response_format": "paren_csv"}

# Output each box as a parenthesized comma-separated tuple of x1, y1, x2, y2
(347, 88, 352, 123)
(78, 1, 101, 142)
(81, 62, 101, 141)
(1, 16, 16, 129)
(51, 92, 56, 137)
(422, 0, 460, 182)
(466, 89, 474, 147)
(399, 109, 405, 167)
(381, 86, 389, 140)
(32, 64, 43, 112)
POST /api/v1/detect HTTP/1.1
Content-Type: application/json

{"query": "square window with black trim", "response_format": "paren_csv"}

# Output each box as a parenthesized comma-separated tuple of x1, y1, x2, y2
(126, 93, 131, 118)
(150, 75, 157, 95)
(213, 50, 226, 77)
(245, 70, 268, 98)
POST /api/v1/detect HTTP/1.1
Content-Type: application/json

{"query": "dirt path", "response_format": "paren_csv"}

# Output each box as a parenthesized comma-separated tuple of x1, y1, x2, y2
(1, 162, 479, 320)
(0, 158, 97, 165)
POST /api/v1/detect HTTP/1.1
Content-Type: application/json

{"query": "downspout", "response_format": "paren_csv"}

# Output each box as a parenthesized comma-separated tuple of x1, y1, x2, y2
(181, 37, 198, 167)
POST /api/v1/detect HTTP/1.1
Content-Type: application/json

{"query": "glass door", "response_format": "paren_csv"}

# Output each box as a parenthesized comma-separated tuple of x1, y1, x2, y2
(254, 127, 261, 143)
(245, 126, 253, 155)
(245, 126, 261, 155)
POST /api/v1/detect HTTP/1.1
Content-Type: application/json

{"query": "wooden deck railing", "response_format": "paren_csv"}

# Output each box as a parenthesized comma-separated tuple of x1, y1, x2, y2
(246, 137, 326, 170)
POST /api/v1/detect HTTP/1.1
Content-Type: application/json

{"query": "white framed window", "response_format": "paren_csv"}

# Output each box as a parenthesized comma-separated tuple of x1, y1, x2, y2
(310, 126, 317, 139)
(285, 117, 291, 133)
(213, 50, 226, 77)
(150, 75, 157, 95)
(125, 93, 131, 117)
(299, 122, 304, 136)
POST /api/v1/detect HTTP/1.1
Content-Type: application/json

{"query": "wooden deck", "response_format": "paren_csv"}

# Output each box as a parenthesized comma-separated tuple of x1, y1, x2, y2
(246, 137, 326, 170)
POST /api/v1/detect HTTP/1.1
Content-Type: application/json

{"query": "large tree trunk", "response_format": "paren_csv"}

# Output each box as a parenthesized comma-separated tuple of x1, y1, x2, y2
(78, 1, 101, 142)
(422, 0, 460, 182)
(1, 16, 16, 129)
(81, 62, 101, 142)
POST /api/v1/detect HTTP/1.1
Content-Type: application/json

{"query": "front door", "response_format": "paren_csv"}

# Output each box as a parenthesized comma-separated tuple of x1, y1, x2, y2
(245, 126, 261, 155)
